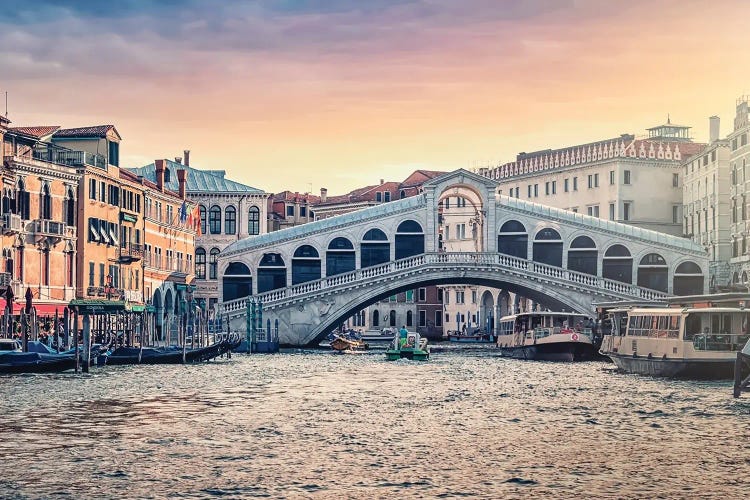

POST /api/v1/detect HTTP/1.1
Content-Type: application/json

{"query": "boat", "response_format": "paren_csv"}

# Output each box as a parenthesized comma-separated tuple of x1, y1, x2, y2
(385, 330, 429, 361)
(0, 338, 21, 352)
(0, 351, 76, 374)
(104, 334, 241, 365)
(447, 330, 495, 343)
(600, 306, 750, 379)
(359, 328, 398, 342)
(496, 312, 596, 361)
(329, 333, 368, 353)
(734, 339, 750, 397)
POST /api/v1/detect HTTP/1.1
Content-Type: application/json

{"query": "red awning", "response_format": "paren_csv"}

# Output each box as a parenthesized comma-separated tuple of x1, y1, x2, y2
(7, 302, 67, 316)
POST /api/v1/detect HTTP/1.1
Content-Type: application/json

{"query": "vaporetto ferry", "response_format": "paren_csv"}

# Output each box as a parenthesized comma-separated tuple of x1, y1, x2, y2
(600, 306, 750, 378)
(496, 312, 596, 361)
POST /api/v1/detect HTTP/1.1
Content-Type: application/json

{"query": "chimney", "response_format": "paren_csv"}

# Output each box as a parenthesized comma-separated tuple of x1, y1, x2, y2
(320, 188, 327, 202)
(380, 178, 384, 185)
(174, 157, 182, 164)
(155, 159, 166, 192)
(709, 116, 720, 143)
(183, 150, 190, 167)
(177, 169, 188, 200)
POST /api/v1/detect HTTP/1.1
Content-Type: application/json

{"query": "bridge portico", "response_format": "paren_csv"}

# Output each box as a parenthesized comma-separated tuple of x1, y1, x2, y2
(219, 169, 708, 346)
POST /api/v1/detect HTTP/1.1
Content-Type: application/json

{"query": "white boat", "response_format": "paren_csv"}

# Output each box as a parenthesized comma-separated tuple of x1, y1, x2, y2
(600, 306, 750, 379)
(496, 312, 596, 361)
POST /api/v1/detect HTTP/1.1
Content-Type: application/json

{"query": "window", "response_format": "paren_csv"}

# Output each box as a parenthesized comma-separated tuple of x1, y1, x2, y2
(89, 262, 95, 287)
(609, 203, 615, 220)
(564, 178, 569, 192)
(609, 170, 615, 185)
(457, 223, 466, 239)
(571, 207, 578, 213)
(99, 181, 106, 202)
(551, 181, 556, 194)
(573, 177, 578, 191)
(545, 182, 550, 195)
(384, 192, 391, 202)
(108, 141, 119, 166)
(418, 287, 426, 301)
(300, 206, 307, 217)
(527, 185, 532, 198)
(89, 179, 96, 200)
(99, 263, 105, 287)
(456, 291, 465, 304)
(199, 205, 207, 235)
(673, 205, 679, 224)
(444, 290, 449, 304)
(594, 173, 599, 187)
(286, 205, 294, 217)
(209, 248, 220, 279)
(225, 205, 236, 234)
(471, 290, 477, 304)
(534, 184, 538, 197)
(195, 248, 206, 279)
(419, 310, 427, 327)
(587, 205, 600, 217)
(673, 173, 679, 187)
(376, 192, 382, 202)
(248, 206, 260, 235)
(437, 289, 443, 302)
(624, 170, 631, 185)
(209, 205, 221, 234)
(623, 202, 631, 221)
(435, 311, 443, 327)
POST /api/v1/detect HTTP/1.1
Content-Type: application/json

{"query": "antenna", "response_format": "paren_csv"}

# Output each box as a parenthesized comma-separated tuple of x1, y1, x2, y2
(4, 91, 7, 118)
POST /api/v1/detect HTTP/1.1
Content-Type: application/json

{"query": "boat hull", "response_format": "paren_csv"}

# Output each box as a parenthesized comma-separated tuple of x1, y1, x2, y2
(385, 348, 429, 361)
(499, 341, 595, 362)
(608, 353, 735, 379)
(448, 335, 494, 344)
(0, 353, 77, 374)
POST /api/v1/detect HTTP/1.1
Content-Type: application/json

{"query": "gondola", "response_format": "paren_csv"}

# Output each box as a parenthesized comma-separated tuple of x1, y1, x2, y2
(104, 334, 241, 365)
(0, 352, 77, 374)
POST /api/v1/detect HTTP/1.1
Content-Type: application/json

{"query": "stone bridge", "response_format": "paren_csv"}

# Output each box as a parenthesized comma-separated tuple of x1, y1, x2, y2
(218, 169, 708, 346)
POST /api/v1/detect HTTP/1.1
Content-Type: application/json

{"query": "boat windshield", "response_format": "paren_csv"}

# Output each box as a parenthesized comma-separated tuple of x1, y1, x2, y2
(627, 314, 680, 338)
(685, 311, 750, 351)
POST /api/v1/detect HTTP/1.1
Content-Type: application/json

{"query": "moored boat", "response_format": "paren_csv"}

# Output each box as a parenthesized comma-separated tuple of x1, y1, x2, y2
(496, 312, 596, 361)
(385, 330, 429, 361)
(0, 351, 77, 374)
(447, 331, 494, 343)
(104, 335, 240, 365)
(601, 306, 749, 379)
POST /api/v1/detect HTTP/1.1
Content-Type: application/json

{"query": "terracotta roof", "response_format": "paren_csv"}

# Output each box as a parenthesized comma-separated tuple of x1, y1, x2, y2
(54, 125, 120, 139)
(271, 190, 320, 203)
(8, 126, 60, 138)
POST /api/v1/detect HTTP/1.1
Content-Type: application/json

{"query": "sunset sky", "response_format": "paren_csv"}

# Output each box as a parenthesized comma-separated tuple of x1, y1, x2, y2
(2, 0, 750, 194)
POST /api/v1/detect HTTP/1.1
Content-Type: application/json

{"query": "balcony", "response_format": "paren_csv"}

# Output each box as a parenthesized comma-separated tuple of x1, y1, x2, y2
(87, 286, 125, 300)
(0, 272, 10, 287)
(32, 142, 106, 169)
(118, 243, 144, 263)
(1, 213, 22, 235)
(30, 219, 67, 242)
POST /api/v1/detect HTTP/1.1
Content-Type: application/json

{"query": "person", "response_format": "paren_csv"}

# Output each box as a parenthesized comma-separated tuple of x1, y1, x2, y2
(462, 323, 467, 335)
(399, 325, 408, 347)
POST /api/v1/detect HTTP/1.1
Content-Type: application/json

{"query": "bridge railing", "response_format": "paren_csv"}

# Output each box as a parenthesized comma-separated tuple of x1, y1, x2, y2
(220, 252, 669, 314)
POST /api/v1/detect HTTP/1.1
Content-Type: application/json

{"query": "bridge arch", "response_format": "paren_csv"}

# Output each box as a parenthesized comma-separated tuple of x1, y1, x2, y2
(602, 244, 633, 284)
(673, 260, 704, 296)
(223, 262, 253, 301)
(360, 228, 390, 268)
(533, 227, 563, 267)
(497, 219, 528, 258)
(395, 219, 424, 259)
(258, 253, 287, 293)
(292, 245, 321, 285)
(326, 237, 355, 277)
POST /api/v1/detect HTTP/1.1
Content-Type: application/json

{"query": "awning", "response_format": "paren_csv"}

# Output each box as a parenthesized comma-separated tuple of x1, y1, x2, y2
(8, 302, 67, 316)
(67, 299, 128, 313)
(89, 220, 100, 242)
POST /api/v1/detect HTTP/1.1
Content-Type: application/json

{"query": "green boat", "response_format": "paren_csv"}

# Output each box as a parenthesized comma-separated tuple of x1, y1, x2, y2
(385, 330, 430, 361)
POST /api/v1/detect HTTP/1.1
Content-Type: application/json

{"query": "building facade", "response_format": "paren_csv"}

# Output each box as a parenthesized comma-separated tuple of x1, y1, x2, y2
(268, 191, 318, 231)
(130, 154, 269, 315)
(728, 97, 750, 287)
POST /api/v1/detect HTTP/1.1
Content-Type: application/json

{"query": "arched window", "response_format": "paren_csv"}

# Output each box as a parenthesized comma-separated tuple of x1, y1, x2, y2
(1, 189, 10, 215)
(400, 190, 406, 199)
(40, 184, 51, 220)
(223, 262, 252, 301)
(602, 244, 632, 284)
(224, 205, 236, 235)
(567, 235, 597, 276)
(209, 205, 221, 234)
(65, 188, 76, 226)
(395, 220, 424, 259)
(361, 228, 389, 268)
(248, 206, 260, 235)
(292, 245, 321, 285)
(637, 253, 668, 292)
(373, 310, 379, 327)
(497, 220, 528, 259)
(673, 261, 704, 296)
(533, 228, 563, 267)
(209, 248, 220, 279)
(406, 310, 413, 327)
(16, 179, 29, 220)
(326, 237, 355, 277)
(258, 253, 286, 293)
(389, 310, 396, 327)
(195, 247, 206, 279)
(199, 205, 207, 235)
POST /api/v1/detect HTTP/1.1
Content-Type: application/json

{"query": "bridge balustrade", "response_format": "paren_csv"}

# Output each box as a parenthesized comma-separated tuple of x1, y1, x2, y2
(220, 251, 671, 316)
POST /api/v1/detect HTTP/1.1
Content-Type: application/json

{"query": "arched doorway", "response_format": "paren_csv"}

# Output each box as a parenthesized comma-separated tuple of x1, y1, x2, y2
(602, 244, 632, 284)
(638, 253, 668, 292)
(257, 253, 286, 293)
(533, 228, 563, 267)
(395, 220, 424, 259)
(567, 236, 597, 276)
(223, 262, 253, 301)
(292, 245, 321, 285)
(673, 261, 704, 296)
(438, 186, 485, 252)
(480, 290, 495, 334)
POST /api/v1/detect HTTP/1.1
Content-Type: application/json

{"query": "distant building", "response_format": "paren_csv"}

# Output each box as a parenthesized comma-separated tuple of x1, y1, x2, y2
(728, 97, 750, 288)
(267, 191, 319, 231)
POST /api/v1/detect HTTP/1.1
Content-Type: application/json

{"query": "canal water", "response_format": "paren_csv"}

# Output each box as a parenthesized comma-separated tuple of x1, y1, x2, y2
(1, 346, 749, 499)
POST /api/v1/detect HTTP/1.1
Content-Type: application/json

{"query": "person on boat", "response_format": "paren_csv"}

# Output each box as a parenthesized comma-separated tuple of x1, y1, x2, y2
(399, 325, 408, 347)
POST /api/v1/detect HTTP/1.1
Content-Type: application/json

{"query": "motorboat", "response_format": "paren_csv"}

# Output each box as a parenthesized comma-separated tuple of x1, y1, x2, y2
(496, 312, 596, 361)
(386, 330, 429, 361)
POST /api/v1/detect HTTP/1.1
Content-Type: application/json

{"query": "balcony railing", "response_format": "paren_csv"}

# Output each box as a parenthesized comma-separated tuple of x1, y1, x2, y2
(87, 286, 125, 299)
(0, 272, 10, 287)
(31, 219, 66, 238)
(119, 243, 144, 263)
(1, 213, 22, 234)
(31, 142, 106, 169)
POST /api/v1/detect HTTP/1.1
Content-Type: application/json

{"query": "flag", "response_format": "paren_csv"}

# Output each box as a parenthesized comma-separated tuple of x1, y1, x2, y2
(179, 201, 188, 225)
(190, 204, 202, 236)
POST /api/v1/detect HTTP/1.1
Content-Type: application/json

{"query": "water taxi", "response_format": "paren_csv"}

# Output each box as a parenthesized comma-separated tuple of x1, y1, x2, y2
(496, 312, 596, 361)
(329, 333, 368, 354)
(600, 306, 750, 379)
(385, 330, 429, 361)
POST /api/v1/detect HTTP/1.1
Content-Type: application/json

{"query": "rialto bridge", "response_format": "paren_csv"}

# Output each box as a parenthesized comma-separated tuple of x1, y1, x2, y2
(218, 170, 708, 346)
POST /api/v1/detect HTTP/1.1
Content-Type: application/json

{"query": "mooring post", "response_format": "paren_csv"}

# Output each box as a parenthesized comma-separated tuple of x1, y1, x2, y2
(82, 313, 91, 373)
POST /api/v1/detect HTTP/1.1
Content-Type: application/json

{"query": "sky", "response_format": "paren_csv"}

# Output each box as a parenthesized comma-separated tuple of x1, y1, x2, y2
(2, 0, 750, 195)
